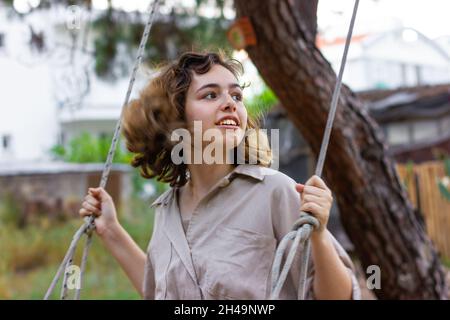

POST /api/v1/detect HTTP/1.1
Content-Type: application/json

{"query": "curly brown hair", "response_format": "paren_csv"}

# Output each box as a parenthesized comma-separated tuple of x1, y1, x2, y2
(122, 51, 272, 187)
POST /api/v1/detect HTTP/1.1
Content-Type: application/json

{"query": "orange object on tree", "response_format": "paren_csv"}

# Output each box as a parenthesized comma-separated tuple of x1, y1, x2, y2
(227, 17, 257, 50)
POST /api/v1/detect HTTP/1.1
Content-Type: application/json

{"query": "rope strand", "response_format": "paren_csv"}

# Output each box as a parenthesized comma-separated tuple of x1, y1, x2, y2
(44, 0, 160, 300)
(270, 0, 359, 300)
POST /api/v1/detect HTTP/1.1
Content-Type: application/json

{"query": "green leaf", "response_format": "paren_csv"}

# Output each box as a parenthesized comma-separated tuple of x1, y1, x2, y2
(49, 144, 66, 159)
(444, 158, 450, 177)
(245, 86, 278, 119)
(438, 181, 450, 202)
(49, 132, 132, 164)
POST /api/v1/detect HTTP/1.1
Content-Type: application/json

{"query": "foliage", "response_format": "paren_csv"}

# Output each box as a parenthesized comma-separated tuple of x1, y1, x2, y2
(244, 86, 278, 119)
(401, 160, 415, 192)
(438, 157, 450, 202)
(4, 0, 235, 78)
(92, 6, 119, 77)
(0, 197, 154, 299)
(0, 193, 22, 227)
(87, 1, 233, 78)
(49, 131, 161, 197)
(50, 132, 131, 164)
(444, 157, 450, 177)
(2, 128, 157, 298)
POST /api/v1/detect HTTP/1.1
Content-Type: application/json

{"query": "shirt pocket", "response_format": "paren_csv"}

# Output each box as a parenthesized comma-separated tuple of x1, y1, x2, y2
(203, 226, 276, 299)
(149, 234, 173, 299)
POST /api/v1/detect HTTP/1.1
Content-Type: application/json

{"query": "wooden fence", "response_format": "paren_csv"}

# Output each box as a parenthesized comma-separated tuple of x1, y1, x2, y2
(397, 161, 450, 259)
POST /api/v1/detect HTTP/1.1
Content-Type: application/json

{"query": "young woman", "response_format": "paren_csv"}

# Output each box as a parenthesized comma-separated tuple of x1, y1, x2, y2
(79, 52, 361, 300)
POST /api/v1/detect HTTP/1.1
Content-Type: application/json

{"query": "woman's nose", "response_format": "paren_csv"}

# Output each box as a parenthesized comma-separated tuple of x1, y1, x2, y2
(221, 95, 237, 112)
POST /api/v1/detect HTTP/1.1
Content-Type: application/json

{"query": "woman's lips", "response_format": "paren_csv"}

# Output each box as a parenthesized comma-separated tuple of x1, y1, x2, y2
(216, 125, 240, 130)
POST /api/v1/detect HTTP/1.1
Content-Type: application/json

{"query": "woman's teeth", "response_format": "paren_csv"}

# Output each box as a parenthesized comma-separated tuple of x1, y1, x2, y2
(218, 119, 237, 126)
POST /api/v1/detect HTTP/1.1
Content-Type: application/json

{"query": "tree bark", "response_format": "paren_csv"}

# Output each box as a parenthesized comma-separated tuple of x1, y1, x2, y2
(234, 0, 448, 299)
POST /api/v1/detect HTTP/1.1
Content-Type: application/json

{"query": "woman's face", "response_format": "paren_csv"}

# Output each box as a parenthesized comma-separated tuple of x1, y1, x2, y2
(185, 64, 248, 160)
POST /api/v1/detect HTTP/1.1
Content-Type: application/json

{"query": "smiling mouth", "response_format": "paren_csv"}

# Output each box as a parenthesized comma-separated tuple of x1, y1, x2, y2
(216, 119, 239, 128)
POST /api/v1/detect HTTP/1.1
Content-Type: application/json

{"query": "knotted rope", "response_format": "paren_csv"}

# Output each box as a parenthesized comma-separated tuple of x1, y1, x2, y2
(270, 0, 360, 300)
(44, 0, 160, 300)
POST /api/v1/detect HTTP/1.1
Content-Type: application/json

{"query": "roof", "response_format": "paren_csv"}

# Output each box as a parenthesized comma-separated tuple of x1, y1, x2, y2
(388, 132, 450, 163)
(357, 83, 450, 102)
(357, 84, 450, 122)
(318, 28, 450, 63)
(316, 33, 370, 48)
(0, 161, 131, 176)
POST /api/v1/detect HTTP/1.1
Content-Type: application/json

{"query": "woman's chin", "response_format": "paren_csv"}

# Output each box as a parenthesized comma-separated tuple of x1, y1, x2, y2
(224, 134, 244, 149)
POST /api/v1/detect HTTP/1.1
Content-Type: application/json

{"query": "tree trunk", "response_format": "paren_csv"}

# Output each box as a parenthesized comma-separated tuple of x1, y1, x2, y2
(234, 0, 448, 299)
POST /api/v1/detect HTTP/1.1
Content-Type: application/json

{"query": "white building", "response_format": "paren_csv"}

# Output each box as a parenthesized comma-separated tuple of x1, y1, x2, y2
(318, 28, 450, 91)
(3, 3, 450, 163)
(435, 35, 450, 57)
(0, 4, 148, 163)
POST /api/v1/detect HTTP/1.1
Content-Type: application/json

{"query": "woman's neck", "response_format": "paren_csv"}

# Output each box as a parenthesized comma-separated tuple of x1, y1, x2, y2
(184, 163, 235, 200)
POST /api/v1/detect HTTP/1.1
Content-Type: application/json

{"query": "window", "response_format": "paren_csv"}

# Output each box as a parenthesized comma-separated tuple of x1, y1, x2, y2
(386, 123, 411, 145)
(441, 115, 450, 136)
(412, 120, 438, 142)
(415, 65, 422, 86)
(59, 132, 66, 145)
(2, 135, 11, 151)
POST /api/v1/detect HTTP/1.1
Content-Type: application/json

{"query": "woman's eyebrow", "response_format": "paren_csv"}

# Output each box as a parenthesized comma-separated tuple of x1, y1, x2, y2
(195, 83, 242, 93)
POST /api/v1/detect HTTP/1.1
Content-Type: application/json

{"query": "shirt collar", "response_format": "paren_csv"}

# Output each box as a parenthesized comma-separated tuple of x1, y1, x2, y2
(150, 188, 174, 207)
(231, 164, 266, 181)
(150, 164, 268, 207)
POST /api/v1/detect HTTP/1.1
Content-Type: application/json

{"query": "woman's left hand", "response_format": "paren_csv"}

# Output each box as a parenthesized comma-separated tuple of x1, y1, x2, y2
(295, 175, 333, 236)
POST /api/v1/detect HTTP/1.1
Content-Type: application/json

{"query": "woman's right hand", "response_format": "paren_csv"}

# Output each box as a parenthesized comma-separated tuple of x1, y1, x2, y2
(79, 187, 119, 237)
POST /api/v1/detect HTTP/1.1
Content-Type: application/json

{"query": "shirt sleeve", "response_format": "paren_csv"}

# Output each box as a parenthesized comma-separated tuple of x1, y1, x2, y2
(270, 173, 361, 300)
(143, 202, 163, 300)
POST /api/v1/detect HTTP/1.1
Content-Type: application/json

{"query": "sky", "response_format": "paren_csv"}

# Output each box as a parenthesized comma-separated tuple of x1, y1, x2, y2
(317, 0, 450, 40)
(12, 0, 450, 40)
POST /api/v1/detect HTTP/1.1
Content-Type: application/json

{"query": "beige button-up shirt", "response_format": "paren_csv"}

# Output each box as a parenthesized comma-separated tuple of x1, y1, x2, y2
(143, 164, 361, 300)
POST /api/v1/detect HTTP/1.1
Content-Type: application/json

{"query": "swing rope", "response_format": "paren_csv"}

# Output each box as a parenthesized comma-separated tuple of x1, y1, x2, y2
(44, 0, 160, 300)
(270, 0, 360, 300)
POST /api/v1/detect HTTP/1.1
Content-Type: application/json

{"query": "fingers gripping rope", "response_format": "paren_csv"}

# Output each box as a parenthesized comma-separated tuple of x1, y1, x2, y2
(270, 214, 319, 300)
(269, 0, 359, 300)
(44, 0, 160, 300)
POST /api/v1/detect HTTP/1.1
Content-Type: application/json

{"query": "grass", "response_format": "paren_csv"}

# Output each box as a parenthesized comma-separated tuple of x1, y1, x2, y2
(1, 192, 449, 299)
(442, 257, 450, 269)
(0, 196, 155, 299)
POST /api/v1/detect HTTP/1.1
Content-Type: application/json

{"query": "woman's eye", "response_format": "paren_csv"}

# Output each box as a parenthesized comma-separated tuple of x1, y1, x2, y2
(232, 93, 243, 101)
(204, 92, 217, 100)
